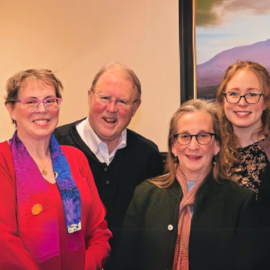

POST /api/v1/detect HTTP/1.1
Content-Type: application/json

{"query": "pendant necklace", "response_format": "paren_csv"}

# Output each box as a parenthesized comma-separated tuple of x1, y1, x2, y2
(37, 158, 51, 176)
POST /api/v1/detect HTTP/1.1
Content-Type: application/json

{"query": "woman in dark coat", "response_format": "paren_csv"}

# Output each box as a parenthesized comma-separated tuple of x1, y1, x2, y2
(117, 99, 270, 270)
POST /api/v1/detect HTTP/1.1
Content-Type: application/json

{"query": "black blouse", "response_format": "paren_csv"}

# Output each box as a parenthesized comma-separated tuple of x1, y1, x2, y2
(229, 140, 269, 193)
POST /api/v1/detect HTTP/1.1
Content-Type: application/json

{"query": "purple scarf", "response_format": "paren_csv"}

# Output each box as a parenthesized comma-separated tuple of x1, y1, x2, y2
(9, 132, 81, 262)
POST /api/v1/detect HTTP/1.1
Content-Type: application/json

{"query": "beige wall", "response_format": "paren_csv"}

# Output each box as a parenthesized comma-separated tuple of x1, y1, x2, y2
(0, 0, 180, 151)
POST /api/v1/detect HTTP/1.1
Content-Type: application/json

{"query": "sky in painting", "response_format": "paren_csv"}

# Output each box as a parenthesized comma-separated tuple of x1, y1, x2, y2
(195, 0, 270, 64)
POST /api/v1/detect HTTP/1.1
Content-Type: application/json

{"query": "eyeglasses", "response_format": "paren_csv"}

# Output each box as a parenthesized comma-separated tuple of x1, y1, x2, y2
(223, 90, 264, 104)
(8, 97, 62, 112)
(174, 132, 217, 146)
(92, 91, 139, 110)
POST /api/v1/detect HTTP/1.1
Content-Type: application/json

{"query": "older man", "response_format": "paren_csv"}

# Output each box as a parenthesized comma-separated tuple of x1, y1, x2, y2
(54, 62, 163, 269)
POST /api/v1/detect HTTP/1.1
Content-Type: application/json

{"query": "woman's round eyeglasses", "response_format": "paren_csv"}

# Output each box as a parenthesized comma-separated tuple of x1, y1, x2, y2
(174, 132, 217, 146)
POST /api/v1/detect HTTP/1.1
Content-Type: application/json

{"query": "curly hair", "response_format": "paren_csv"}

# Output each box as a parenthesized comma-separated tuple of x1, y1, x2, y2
(148, 99, 225, 189)
(216, 60, 270, 177)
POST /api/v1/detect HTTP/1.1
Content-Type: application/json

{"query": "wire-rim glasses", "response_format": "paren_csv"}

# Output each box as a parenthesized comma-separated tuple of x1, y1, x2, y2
(174, 132, 217, 146)
(92, 90, 139, 110)
(7, 97, 62, 112)
(223, 90, 264, 104)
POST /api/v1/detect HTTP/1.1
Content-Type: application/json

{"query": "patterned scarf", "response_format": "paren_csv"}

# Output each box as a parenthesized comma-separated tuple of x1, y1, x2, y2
(173, 167, 207, 270)
(9, 131, 81, 262)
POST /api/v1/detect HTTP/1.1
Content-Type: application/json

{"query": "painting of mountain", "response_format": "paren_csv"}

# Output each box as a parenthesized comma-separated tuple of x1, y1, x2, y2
(195, 0, 270, 100)
(196, 39, 270, 99)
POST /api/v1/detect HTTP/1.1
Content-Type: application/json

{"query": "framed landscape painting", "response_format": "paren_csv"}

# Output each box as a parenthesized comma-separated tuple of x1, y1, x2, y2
(179, 0, 270, 102)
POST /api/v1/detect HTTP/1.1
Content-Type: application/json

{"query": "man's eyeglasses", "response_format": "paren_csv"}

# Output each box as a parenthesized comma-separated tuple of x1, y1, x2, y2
(223, 90, 264, 104)
(174, 132, 217, 146)
(92, 91, 139, 110)
(7, 97, 62, 112)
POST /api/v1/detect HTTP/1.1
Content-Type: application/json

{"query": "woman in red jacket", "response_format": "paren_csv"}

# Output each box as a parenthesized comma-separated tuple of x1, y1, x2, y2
(0, 69, 112, 270)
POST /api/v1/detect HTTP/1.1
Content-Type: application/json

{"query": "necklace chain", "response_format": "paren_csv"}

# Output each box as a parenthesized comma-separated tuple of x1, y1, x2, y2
(37, 157, 51, 176)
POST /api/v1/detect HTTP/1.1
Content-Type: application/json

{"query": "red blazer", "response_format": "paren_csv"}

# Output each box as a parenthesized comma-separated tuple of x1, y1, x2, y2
(0, 141, 112, 270)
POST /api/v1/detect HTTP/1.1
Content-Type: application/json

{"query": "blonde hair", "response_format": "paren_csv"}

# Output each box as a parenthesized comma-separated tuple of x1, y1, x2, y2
(149, 99, 225, 189)
(216, 60, 270, 176)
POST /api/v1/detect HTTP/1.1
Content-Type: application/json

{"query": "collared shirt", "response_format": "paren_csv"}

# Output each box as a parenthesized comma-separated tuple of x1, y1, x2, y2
(76, 117, 127, 165)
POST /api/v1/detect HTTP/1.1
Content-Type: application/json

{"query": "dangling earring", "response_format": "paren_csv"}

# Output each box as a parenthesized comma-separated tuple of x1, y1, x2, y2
(174, 155, 179, 163)
(212, 155, 217, 166)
